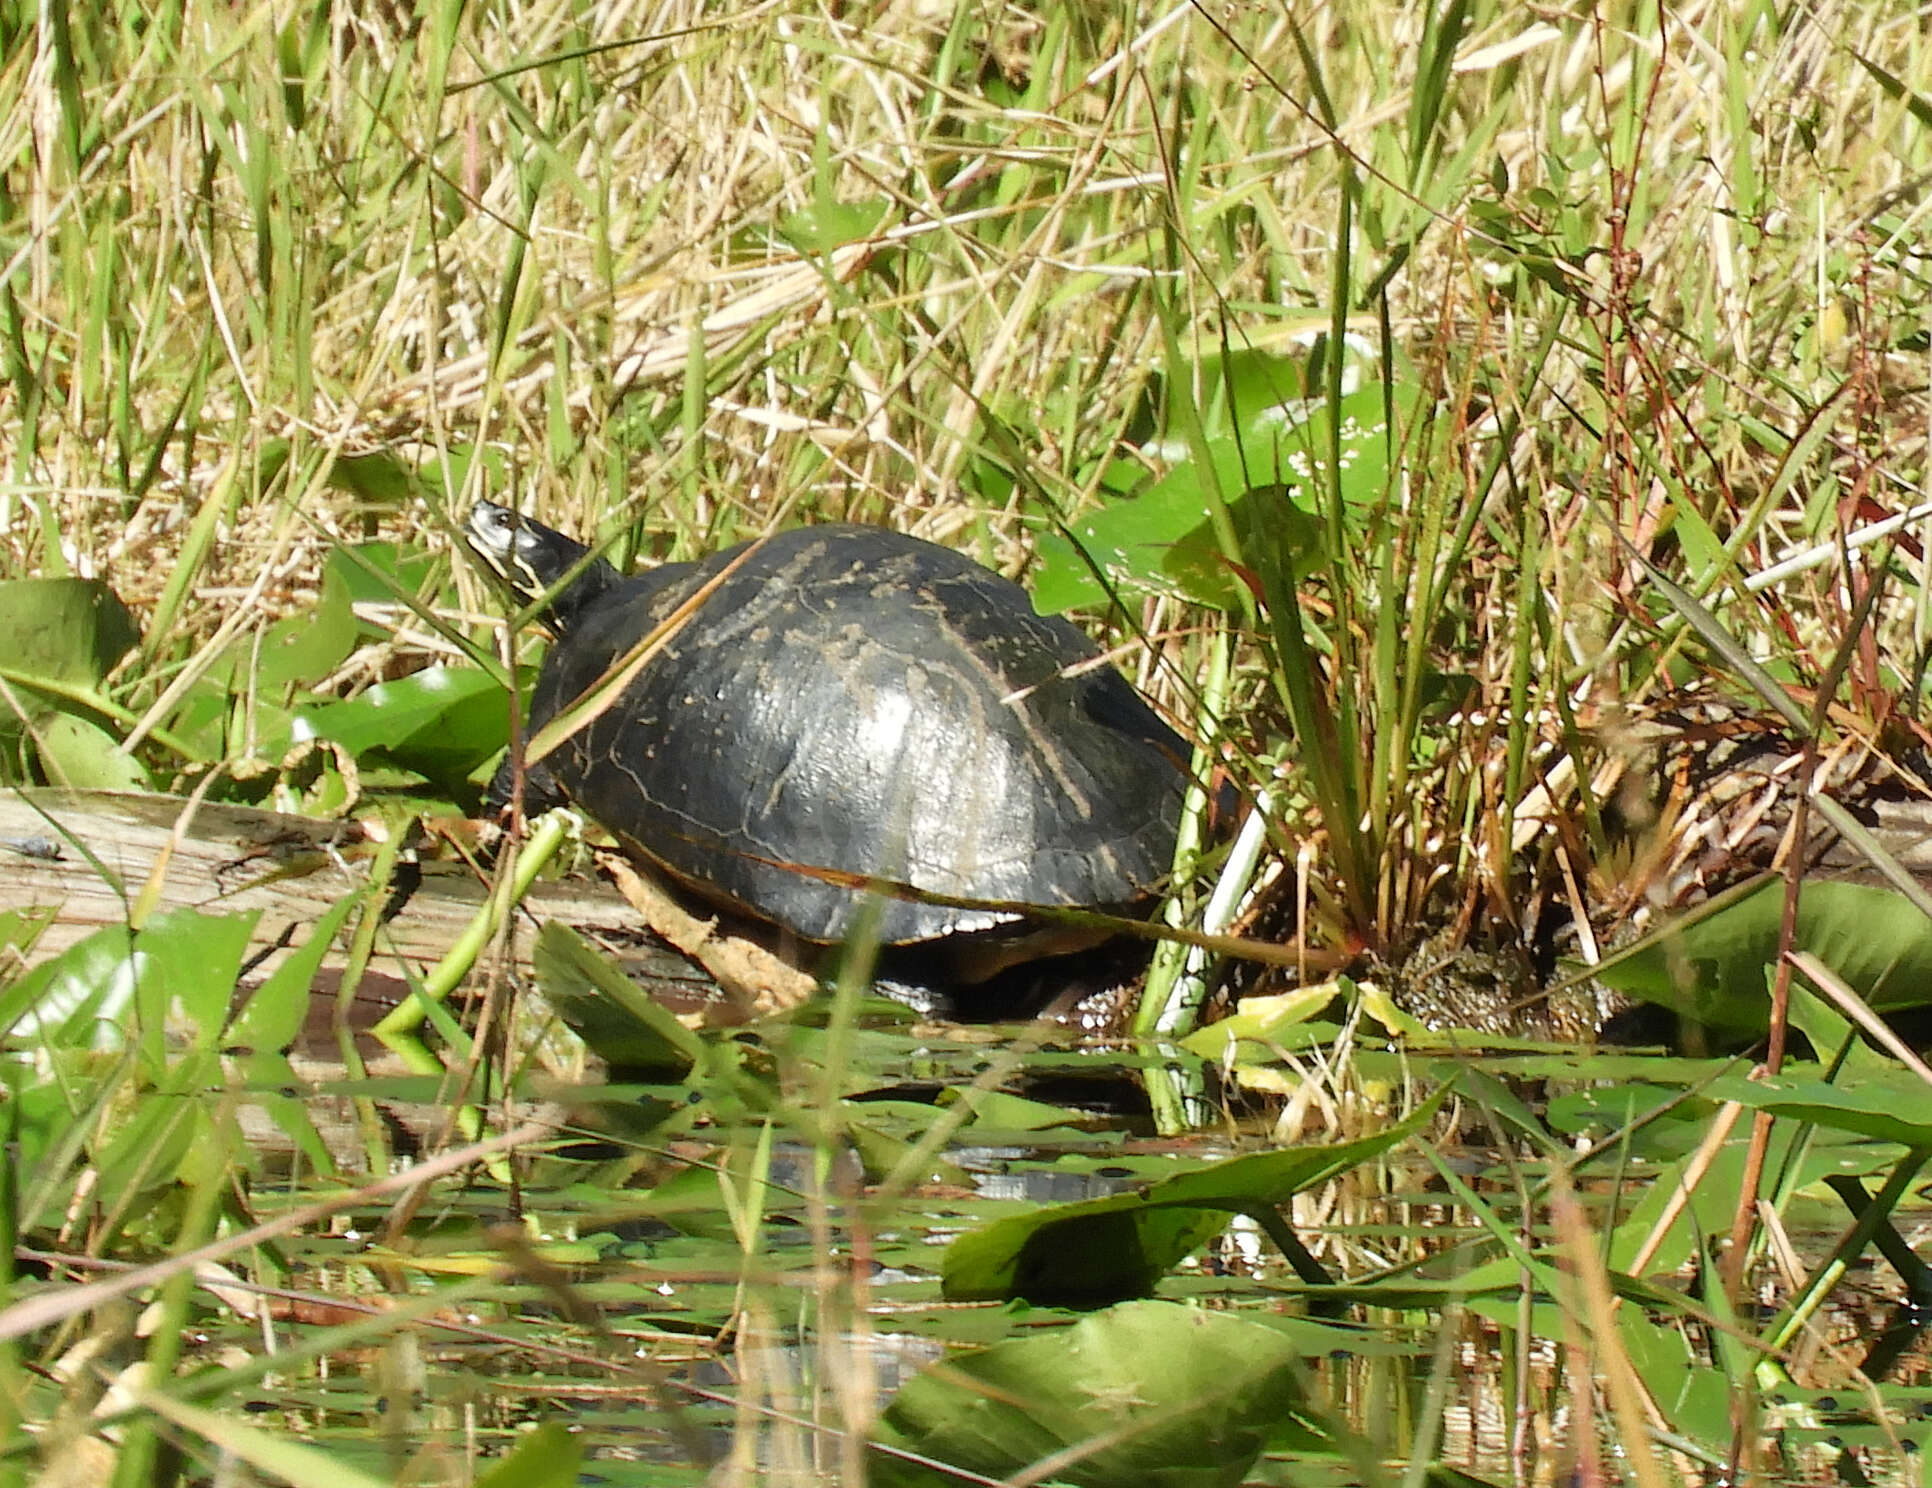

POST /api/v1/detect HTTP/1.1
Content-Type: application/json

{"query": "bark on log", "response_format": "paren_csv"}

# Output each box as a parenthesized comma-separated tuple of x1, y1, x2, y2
(0, 788, 738, 1170)
(0, 788, 723, 1036)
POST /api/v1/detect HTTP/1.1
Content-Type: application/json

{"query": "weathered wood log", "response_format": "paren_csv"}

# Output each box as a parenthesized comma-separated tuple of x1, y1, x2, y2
(0, 788, 740, 1169)
(0, 788, 728, 1036)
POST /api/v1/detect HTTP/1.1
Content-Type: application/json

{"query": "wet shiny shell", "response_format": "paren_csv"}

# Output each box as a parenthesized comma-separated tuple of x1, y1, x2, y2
(529, 525, 1189, 946)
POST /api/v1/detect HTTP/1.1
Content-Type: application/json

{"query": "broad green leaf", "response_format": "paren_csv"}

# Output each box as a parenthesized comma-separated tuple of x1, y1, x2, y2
(0, 577, 140, 690)
(327, 449, 418, 506)
(163, 683, 234, 759)
(533, 921, 703, 1077)
(840, 1103, 973, 1187)
(778, 197, 892, 253)
(635, 1158, 763, 1242)
(1462, 1103, 1911, 1316)
(0, 924, 139, 1050)
(0, 907, 254, 1064)
(0, 907, 57, 979)
(327, 540, 439, 609)
(1181, 986, 1342, 1062)
(942, 1091, 1446, 1304)
(1037, 465, 1315, 615)
(131, 907, 259, 1056)
(1036, 381, 1406, 614)
(246, 563, 358, 692)
(1619, 1304, 1734, 1452)
(35, 712, 149, 790)
(0, 1050, 98, 1183)
(870, 1299, 1313, 1488)
(475, 1424, 583, 1488)
(1125, 344, 1314, 449)
(940, 1088, 1088, 1131)
(412, 445, 511, 507)
(1704, 1071, 1932, 1146)
(293, 665, 506, 785)
(1596, 880, 1932, 1031)
(945, 1203, 1227, 1305)
(224, 896, 356, 1053)
(0, 579, 143, 780)
(90, 1052, 220, 1209)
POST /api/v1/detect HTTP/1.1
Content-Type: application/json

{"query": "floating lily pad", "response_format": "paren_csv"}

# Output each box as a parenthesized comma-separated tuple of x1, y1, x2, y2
(869, 1299, 1313, 1488)
(943, 1090, 1445, 1304)
(1596, 880, 1932, 1032)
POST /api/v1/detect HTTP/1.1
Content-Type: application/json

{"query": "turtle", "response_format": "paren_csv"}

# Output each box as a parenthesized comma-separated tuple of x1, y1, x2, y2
(468, 500, 1194, 978)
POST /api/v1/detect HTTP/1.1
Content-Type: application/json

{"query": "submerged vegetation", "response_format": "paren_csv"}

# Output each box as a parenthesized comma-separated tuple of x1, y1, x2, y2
(3, 0, 1932, 1481)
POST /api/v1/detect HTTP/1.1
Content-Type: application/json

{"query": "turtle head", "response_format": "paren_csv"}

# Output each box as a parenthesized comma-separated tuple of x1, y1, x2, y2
(467, 501, 620, 633)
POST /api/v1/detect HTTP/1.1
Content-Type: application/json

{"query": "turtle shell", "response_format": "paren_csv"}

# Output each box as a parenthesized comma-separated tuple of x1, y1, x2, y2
(520, 523, 1190, 947)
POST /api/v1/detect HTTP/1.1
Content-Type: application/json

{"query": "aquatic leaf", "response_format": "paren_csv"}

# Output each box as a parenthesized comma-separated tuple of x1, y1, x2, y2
(411, 445, 511, 507)
(870, 1299, 1313, 1488)
(0, 907, 56, 977)
(0, 923, 138, 1050)
(294, 665, 506, 785)
(1036, 467, 1319, 614)
(1704, 1071, 1932, 1146)
(778, 197, 892, 253)
(533, 921, 702, 1077)
(475, 1423, 582, 1488)
(247, 563, 358, 692)
(1461, 1106, 1905, 1313)
(0, 577, 139, 688)
(129, 906, 259, 1056)
(635, 1160, 754, 1242)
(841, 1105, 973, 1187)
(328, 449, 419, 506)
(0, 906, 254, 1067)
(35, 712, 150, 790)
(0, 578, 143, 780)
(1596, 880, 1932, 1032)
(0, 1051, 91, 1191)
(327, 540, 438, 607)
(938, 1088, 1088, 1131)
(943, 1091, 1445, 1304)
(90, 1049, 221, 1210)
(1619, 1305, 1734, 1452)
(225, 896, 356, 1054)
(1035, 381, 1405, 614)
(1182, 985, 1344, 1063)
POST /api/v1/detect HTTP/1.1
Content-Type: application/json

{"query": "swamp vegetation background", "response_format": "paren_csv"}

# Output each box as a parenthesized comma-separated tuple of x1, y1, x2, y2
(3, 0, 1932, 1483)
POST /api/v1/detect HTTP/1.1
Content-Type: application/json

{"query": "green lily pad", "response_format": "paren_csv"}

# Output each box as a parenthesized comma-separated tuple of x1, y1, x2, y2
(869, 1300, 1313, 1488)
(943, 1090, 1446, 1304)
(1596, 880, 1932, 1032)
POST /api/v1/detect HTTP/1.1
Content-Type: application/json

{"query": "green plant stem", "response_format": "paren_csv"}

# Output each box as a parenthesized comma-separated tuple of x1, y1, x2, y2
(1759, 1145, 1932, 1369)
(1135, 624, 1233, 1040)
(107, 1120, 230, 1488)
(372, 807, 574, 1039)
(0, 665, 202, 762)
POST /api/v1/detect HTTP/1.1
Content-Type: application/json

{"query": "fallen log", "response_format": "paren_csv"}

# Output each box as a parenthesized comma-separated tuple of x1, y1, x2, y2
(0, 788, 733, 1169)
(0, 787, 730, 1039)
